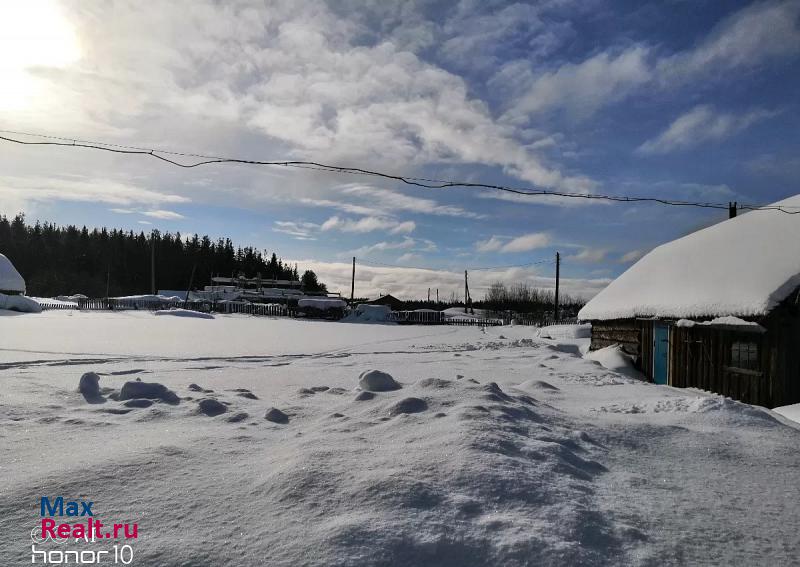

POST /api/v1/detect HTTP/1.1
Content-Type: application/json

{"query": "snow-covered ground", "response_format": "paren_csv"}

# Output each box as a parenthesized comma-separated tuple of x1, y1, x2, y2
(1, 311, 798, 566)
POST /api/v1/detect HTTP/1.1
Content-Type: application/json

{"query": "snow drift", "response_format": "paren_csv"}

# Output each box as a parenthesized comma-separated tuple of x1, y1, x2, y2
(0, 293, 42, 313)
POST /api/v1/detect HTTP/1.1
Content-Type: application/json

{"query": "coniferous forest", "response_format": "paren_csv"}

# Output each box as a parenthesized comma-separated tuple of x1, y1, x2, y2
(0, 214, 327, 297)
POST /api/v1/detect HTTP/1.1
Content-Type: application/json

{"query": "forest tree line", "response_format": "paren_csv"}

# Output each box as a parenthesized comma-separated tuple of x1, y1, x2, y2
(0, 214, 327, 297)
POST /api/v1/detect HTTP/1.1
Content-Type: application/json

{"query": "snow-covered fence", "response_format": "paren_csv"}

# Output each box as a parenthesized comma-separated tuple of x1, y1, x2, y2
(507, 316, 579, 326)
(36, 297, 291, 317)
(390, 310, 503, 326)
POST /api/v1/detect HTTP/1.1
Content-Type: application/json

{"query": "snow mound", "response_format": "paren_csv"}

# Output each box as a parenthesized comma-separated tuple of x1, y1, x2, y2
(388, 397, 428, 415)
(119, 381, 180, 404)
(265, 407, 289, 424)
(78, 372, 101, 396)
(585, 345, 644, 380)
(154, 308, 215, 319)
(0, 293, 42, 313)
(595, 395, 780, 425)
(341, 303, 393, 323)
(197, 398, 227, 416)
(772, 403, 800, 426)
(358, 369, 402, 392)
(518, 379, 560, 391)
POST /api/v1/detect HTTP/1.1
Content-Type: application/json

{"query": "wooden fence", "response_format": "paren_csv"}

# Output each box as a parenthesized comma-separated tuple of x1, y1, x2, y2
(390, 311, 504, 326)
(38, 298, 289, 317)
(37, 299, 576, 328)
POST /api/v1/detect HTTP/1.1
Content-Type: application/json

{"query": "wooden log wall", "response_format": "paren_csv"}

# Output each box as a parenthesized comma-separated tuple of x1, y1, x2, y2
(589, 319, 641, 357)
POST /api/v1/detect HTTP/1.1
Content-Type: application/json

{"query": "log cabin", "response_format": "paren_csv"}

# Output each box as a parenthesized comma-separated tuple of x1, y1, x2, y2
(578, 196, 800, 409)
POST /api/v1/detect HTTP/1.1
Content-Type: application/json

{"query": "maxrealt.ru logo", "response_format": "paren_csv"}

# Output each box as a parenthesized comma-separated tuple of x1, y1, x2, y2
(32, 496, 138, 564)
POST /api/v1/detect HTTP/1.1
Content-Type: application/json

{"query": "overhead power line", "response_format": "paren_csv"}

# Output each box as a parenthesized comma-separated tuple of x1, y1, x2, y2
(1, 128, 799, 214)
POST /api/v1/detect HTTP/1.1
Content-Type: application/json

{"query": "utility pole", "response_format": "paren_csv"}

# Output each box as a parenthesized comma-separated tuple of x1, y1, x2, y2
(428, 288, 430, 302)
(184, 263, 197, 309)
(350, 257, 356, 304)
(105, 263, 111, 298)
(464, 270, 470, 314)
(554, 251, 560, 322)
(436, 289, 439, 303)
(729, 201, 737, 219)
(150, 231, 156, 295)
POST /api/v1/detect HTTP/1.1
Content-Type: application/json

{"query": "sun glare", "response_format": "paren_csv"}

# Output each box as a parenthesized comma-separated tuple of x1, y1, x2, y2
(0, 0, 80, 110)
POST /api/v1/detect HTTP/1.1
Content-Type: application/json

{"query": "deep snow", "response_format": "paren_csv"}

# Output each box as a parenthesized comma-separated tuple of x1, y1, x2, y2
(0, 312, 797, 566)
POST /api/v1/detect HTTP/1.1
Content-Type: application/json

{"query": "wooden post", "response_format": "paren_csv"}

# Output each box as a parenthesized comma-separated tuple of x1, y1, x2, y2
(350, 257, 356, 304)
(554, 252, 560, 322)
(150, 232, 156, 295)
(729, 201, 737, 219)
(464, 270, 469, 314)
(184, 263, 197, 309)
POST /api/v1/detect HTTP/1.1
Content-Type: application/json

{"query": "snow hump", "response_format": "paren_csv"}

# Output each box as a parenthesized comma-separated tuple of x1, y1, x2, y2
(579, 194, 800, 321)
(0, 253, 25, 293)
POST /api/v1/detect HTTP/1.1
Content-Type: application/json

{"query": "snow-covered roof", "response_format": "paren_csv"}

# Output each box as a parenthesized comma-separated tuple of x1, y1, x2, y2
(0, 253, 25, 293)
(579, 195, 800, 321)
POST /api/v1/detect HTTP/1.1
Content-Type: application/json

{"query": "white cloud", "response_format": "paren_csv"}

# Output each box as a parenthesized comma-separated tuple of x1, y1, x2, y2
(500, 1, 800, 120)
(568, 247, 608, 263)
(340, 185, 484, 219)
(500, 233, 551, 253)
(619, 249, 645, 263)
(321, 215, 416, 234)
(476, 236, 504, 253)
(638, 105, 777, 154)
(476, 233, 551, 254)
(0, 175, 189, 208)
(351, 237, 417, 257)
(291, 258, 610, 300)
(273, 221, 319, 241)
(397, 253, 420, 263)
(0, 0, 598, 205)
(500, 47, 652, 120)
(142, 209, 185, 220)
(656, 0, 800, 83)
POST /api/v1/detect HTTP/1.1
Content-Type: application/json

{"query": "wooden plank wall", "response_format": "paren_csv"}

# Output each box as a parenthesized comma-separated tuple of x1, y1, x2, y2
(670, 326, 777, 407)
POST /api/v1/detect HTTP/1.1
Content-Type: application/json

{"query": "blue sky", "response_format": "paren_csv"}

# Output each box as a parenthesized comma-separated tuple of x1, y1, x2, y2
(0, 0, 798, 298)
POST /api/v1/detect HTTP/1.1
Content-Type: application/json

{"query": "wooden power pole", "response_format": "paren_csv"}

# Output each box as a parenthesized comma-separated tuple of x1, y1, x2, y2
(464, 270, 470, 314)
(350, 257, 356, 304)
(554, 251, 560, 322)
(150, 232, 156, 295)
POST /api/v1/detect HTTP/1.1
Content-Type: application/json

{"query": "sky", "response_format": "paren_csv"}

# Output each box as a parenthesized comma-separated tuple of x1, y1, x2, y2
(0, 0, 799, 300)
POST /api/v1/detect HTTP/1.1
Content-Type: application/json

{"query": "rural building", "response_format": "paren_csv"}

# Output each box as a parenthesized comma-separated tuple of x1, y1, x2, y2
(365, 294, 404, 311)
(0, 253, 25, 295)
(579, 196, 800, 409)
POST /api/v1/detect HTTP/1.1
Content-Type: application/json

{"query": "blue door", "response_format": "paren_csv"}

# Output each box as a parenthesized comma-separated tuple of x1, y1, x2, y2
(653, 323, 669, 385)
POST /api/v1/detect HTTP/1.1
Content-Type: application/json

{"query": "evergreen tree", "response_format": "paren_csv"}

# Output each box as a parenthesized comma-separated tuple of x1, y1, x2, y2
(0, 215, 321, 297)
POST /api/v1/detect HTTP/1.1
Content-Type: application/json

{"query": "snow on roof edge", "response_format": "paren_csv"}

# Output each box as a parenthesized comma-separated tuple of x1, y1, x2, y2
(578, 194, 800, 321)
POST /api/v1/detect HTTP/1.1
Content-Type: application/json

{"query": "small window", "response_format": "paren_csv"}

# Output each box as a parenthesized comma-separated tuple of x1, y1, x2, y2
(731, 341, 759, 371)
